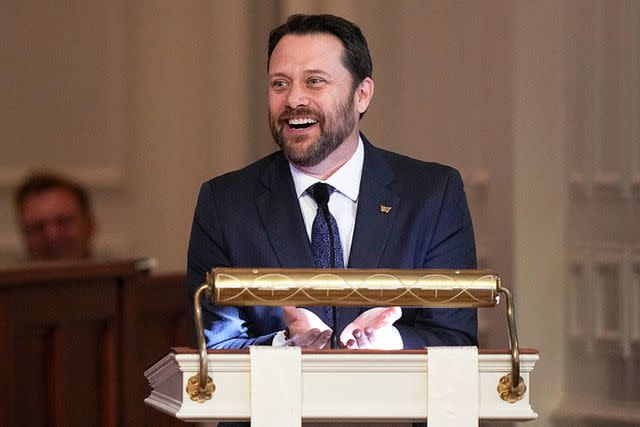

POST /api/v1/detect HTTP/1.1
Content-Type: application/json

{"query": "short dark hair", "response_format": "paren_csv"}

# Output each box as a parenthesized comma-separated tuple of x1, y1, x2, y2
(15, 171, 92, 215)
(268, 14, 373, 88)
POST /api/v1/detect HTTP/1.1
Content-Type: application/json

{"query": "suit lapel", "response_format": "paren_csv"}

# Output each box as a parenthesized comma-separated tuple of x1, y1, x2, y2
(255, 154, 315, 268)
(254, 139, 400, 268)
(348, 137, 400, 268)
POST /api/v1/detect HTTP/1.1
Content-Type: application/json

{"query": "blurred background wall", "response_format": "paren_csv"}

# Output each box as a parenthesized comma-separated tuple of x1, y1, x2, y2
(1, 0, 638, 425)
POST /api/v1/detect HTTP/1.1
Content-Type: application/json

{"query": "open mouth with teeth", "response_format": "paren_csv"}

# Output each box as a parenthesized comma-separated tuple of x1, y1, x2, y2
(287, 117, 319, 130)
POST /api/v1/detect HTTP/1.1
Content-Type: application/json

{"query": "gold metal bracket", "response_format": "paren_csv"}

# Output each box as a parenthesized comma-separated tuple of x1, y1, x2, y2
(186, 374, 215, 402)
(498, 373, 526, 403)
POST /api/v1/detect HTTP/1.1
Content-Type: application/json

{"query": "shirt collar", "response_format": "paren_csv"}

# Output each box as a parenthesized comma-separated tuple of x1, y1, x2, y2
(289, 136, 364, 202)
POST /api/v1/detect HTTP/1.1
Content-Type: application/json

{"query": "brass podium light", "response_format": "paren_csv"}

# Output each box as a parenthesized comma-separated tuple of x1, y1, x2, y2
(189, 268, 525, 404)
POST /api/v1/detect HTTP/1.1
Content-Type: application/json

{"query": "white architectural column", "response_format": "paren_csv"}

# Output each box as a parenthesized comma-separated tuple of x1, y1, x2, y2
(513, 1, 567, 425)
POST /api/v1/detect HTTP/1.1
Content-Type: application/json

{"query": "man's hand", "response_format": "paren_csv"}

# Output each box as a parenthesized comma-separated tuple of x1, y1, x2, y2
(282, 306, 332, 349)
(340, 307, 403, 349)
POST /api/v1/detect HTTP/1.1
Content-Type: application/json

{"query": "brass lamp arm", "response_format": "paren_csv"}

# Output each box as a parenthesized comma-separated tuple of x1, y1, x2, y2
(497, 284, 526, 402)
(187, 279, 215, 402)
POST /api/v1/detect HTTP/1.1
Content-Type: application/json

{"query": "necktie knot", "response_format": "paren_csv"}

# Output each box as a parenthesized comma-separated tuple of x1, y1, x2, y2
(307, 182, 343, 269)
(308, 183, 335, 211)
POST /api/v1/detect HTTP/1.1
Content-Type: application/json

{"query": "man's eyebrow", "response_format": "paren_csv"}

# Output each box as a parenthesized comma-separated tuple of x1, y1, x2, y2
(304, 69, 330, 76)
(268, 72, 289, 79)
(268, 69, 332, 79)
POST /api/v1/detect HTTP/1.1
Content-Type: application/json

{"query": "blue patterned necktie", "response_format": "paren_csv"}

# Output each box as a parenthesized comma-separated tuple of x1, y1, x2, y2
(308, 183, 343, 348)
(309, 183, 344, 269)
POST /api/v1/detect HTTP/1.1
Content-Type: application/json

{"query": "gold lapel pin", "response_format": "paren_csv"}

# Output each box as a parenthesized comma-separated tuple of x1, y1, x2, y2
(380, 204, 392, 214)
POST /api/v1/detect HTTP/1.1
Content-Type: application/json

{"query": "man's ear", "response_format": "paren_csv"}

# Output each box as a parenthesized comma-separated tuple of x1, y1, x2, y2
(355, 77, 374, 114)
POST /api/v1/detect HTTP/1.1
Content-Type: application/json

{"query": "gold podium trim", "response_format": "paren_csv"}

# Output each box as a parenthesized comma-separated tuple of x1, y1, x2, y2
(190, 268, 524, 404)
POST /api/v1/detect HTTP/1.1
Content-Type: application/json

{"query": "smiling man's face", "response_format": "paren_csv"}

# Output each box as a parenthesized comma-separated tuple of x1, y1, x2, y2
(267, 33, 361, 168)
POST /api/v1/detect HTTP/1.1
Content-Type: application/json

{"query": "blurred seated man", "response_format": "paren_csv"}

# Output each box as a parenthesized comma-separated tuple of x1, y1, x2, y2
(14, 171, 95, 261)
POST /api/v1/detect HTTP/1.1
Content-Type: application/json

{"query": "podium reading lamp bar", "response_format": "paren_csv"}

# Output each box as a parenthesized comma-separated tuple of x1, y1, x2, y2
(189, 268, 526, 404)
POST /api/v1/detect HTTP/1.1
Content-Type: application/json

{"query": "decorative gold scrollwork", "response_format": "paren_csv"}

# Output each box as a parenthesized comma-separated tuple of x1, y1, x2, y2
(186, 374, 215, 402)
(498, 373, 526, 403)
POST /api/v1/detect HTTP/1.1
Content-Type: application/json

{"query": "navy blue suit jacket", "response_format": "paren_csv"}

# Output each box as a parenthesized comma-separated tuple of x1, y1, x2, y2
(187, 135, 478, 349)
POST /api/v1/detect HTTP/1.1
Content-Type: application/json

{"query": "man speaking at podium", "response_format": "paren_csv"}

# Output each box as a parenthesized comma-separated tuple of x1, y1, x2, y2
(187, 14, 477, 353)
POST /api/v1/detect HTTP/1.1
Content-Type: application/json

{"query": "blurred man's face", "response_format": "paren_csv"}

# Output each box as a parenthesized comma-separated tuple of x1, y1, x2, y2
(19, 187, 94, 260)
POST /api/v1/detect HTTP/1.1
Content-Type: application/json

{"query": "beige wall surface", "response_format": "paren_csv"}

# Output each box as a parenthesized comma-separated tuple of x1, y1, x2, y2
(2, 1, 639, 425)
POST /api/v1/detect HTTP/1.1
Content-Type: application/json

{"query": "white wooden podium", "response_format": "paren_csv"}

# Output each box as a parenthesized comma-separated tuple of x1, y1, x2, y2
(145, 268, 539, 425)
(144, 347, 538, 424)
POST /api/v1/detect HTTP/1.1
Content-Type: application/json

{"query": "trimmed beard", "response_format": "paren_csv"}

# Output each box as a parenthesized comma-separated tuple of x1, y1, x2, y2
(269, 94, 357, 167)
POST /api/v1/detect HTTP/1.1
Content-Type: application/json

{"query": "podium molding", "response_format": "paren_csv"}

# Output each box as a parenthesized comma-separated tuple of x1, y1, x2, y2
(145, 348, 539, 423)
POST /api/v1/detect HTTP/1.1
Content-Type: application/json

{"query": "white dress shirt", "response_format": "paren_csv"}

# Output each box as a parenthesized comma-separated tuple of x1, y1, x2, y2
(272, 138, 364, 346)
(289, 137, 364, 264)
